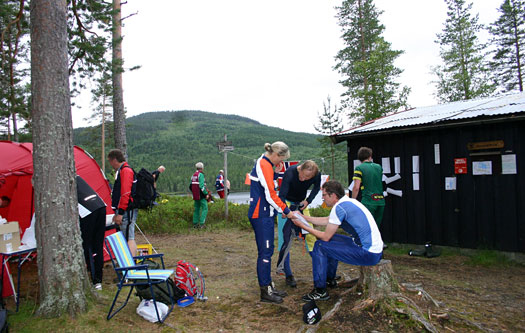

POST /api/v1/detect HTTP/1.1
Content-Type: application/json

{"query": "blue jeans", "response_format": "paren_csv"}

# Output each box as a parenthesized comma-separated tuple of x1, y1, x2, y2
(311, 234, 382, 289)
(250, 217, 275, 287)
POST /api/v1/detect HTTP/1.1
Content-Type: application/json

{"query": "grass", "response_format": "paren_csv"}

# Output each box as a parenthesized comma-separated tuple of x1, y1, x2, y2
(465, 249, 516, 267)
(384, 242, 522, 268)
(5, 195, 525, 332)
(138, 194, 252, 234)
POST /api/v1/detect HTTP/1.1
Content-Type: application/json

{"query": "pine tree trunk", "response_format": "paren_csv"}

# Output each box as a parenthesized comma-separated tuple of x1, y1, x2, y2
(101, 100, 106, 173)
(9, 61, 19, 142)
(358, 259, 399, 300)
(30, 0, 91, 317)
(112, 0, 127, 155)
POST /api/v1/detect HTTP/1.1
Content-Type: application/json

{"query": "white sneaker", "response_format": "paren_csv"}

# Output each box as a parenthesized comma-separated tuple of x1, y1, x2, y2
(94, 283, 102, 291)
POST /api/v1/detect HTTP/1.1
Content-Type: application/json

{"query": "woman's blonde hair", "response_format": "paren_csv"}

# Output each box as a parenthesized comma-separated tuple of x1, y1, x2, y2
(264, 141, 290, 159)
(300, 160, 319, 175)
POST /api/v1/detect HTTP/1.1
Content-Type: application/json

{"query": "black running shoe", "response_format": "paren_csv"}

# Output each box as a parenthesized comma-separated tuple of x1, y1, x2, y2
(286, 275, 297, 288)
(302, 288, 330, 302)
(326, 278, 337, 288)
(271, 281, 288, 297)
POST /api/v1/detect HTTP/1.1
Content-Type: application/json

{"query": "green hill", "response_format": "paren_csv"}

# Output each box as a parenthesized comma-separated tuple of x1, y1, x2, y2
(73, 110, 348, 193)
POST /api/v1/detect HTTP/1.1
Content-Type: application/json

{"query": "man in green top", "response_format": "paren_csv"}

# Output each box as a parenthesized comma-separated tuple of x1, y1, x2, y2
(190, 162, 209, 228)
(351, 147, 385, 227)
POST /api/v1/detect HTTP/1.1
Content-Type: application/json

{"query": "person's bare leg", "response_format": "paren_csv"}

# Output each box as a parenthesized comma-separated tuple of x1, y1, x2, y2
(128, 239, 137, 257)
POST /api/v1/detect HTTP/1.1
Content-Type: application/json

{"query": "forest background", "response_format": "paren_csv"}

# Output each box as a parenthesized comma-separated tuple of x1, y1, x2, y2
(73, 110, 349, 194)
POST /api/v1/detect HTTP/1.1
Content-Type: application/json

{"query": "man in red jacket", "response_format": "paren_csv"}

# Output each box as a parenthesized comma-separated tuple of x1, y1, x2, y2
(108, 149, 138, 256)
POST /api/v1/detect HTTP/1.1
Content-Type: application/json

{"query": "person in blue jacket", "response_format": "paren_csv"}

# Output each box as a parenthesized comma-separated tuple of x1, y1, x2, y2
(248, 141, 295, 304)
(276, 160, 321, 288)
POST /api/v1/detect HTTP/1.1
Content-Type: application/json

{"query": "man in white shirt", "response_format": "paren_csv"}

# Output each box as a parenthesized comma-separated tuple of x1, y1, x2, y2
(292, 180, 383, 301)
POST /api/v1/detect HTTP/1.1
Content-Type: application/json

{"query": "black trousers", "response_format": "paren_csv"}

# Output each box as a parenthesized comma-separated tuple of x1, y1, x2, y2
(79, 206, 106, 284)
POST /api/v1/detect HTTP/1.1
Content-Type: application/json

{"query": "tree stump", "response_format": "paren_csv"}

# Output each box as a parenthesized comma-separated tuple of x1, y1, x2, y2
(358, 259, 399, 300)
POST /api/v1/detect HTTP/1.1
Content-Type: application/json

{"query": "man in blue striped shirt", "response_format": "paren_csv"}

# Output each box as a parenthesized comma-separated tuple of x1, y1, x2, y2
(292, 180, 383, 301)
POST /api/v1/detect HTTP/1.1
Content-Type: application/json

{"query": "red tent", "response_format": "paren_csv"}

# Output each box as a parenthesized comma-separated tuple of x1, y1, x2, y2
(0, 141, 116, 255)
(0, 141, 118, 297)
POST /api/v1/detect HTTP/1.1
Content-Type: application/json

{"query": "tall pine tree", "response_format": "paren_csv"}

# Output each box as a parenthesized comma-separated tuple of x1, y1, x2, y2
(433, 0, 495, 102)
(112, 0, 127, 155)
(0, 0, 30, 141)
(489, 0, 525, 92)
(334, 0, 410, 124)
(31, 0, 91, 317)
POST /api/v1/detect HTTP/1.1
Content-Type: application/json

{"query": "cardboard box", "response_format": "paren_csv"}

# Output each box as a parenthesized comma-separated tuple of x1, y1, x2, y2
(136, 244, 152, 257)
(0, 221, 21, 253)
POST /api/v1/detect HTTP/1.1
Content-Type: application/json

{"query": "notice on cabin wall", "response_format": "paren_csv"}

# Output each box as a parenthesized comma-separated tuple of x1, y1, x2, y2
(454, 158, 468, 174)
(472, 161, 492, 175)
(501, 154, 517, 174)
(434, 144, 440, 164)
(445, 177, 456, 190)
(412, 173, 420, 191)
(382, 157, 391, 174)
(394, 157, 401, 174)
(412, 155, 420, 173)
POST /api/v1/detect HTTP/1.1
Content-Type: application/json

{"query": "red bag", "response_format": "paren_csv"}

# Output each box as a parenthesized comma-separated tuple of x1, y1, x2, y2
(174, 260, 197, 296)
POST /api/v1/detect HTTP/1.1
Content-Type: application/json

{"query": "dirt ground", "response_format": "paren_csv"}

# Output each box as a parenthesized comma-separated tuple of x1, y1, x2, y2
(8, 229, 525, 332)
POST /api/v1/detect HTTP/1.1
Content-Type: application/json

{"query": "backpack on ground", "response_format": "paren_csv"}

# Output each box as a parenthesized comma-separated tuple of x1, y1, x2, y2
(135, 277, 186, 305)
(134, 259, 186, 305)
(174, 260, 205, 299)
(131, 168, 157, 210)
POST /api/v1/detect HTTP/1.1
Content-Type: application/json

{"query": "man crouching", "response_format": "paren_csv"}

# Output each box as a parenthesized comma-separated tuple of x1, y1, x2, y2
(291, 180, 383, 302)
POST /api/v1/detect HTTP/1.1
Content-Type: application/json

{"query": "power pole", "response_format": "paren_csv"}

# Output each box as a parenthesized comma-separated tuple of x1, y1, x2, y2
(216, 134, 233, 220)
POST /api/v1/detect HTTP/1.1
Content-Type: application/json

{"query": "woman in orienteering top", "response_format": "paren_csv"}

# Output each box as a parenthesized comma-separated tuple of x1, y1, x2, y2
(248, 141, 295, 304)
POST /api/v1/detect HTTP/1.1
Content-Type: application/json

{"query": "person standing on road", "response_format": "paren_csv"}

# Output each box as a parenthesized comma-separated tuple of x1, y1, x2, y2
(152, 165, 165, 188)
(351, 147, 385, 227)
(190, 162, 209, 228)
(276, 160, 321, 288)
(248, 141, 295, 304)
(215, 169, 225, 199)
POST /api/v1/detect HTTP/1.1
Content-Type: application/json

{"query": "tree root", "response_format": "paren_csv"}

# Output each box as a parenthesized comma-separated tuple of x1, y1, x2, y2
(401, 282, 441, 307)
(389, 293, 439, 333)
(446, 308, 496, 333)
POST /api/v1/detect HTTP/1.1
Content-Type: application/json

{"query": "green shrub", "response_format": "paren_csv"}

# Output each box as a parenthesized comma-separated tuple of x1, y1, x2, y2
(309, 206, 330, 217)
(137, 194, 251, 234)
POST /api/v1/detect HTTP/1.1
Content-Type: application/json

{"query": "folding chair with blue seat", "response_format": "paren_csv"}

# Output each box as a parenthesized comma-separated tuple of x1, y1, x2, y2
(105, 231, 175, 323)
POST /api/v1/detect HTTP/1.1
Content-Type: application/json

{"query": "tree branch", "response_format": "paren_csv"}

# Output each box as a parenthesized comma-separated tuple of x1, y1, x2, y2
(1, 0, 25, 67)
(71, 0, 98, 36)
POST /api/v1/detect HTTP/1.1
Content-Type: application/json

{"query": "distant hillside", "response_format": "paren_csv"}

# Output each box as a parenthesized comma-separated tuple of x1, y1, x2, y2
(73, 110, 348, 193)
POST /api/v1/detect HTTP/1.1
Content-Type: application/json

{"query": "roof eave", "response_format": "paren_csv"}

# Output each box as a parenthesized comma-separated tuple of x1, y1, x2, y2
(332, 113, 525, 142)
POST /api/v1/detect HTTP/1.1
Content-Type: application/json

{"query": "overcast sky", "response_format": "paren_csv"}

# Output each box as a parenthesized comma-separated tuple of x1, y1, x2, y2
(72, 0, 501, 134)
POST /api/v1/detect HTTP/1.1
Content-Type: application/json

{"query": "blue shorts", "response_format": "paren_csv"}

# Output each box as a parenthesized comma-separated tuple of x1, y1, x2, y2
(121, 209, 138, 240)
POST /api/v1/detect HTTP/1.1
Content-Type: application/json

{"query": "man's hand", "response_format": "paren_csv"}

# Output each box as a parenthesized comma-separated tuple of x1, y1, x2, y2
(285, 211, 295, 219)
(290, 216, 303, 228)
(113, 214, 123, 225)
(299, 200, 309, 210)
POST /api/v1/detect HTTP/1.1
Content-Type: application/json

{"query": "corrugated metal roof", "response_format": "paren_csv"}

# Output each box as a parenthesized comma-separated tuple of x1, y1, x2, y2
(335, 92, 525, 138)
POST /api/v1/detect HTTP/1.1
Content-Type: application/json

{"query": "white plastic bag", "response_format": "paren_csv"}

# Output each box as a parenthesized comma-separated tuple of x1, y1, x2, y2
(136, 299, 168, 323)
(21, 214, 36, 248)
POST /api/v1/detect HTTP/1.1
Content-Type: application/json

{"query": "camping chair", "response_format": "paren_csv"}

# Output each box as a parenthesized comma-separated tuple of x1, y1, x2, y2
(105, 231, 175, 323)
